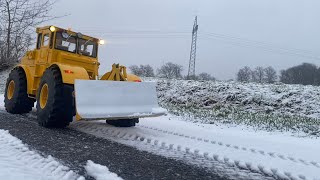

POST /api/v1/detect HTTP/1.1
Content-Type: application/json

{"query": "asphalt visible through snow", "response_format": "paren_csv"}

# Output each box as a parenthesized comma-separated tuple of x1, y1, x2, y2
(0, 110, 275, 180)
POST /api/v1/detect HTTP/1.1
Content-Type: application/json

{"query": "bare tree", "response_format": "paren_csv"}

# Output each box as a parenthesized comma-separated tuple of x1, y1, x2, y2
(140, 64, 154, 77)
(0, 0, 59, 70)
(157, 62, 183, 79)
(129, 65, 142, 76)
(264, 66, 277, 83)
(252, 66, 265, 83)
(198, 72, 215, 81)
(236, 66, 251, 82)
(129, 64, 155, 77)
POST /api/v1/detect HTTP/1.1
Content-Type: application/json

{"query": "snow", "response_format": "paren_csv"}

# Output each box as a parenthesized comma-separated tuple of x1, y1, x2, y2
(145, 78, 320, 135)
(85, 160, 123, 180)
(153, 78, 320, 119)
(2, 71, 320, 179)
(0, 129, 82, 180)
(71, 115, 320, 180)
(0, 94, 3, 108)
(75, 80, 166, 119)
(0, 70, 9, 94)
(152, 107, 167, 114)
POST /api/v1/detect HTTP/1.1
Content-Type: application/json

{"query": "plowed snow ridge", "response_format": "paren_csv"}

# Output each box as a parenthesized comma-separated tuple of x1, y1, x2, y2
(70, 116, 320, 180)
(0, 129, 82, 180)
(85, 160, 123, 180)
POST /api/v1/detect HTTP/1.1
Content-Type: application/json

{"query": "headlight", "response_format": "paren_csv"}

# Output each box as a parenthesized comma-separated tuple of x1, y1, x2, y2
(99, 39, 105, 45)
(49, 26, 56, 32)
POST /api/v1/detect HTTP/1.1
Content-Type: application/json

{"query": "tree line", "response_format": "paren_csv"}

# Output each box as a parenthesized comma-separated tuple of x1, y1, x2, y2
(236, 63, 320, 85)
(129, 62, 215, 81)
(236, 66, 277, 83)
(279, 63, 320, 85)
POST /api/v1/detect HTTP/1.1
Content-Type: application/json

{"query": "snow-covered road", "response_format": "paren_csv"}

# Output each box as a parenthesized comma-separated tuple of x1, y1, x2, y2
(0, 129, 81, 180)
(0, 94, 124, 180)
(0, 128, 123, 180)
(71, 115, 320, 180)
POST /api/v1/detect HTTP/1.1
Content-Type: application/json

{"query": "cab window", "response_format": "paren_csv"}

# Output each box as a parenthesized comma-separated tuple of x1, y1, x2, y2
(55, 32, 76, 53)
(78, 38, 97, 57)
(42, 34, 50, 47)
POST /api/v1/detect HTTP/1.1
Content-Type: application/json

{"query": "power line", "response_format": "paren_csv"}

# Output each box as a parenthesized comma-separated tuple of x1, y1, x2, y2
(40, 28, 320, 60)
(202, 32, 317, 55)
(1, 26, 318, 61)
(199, 34, 320, 60)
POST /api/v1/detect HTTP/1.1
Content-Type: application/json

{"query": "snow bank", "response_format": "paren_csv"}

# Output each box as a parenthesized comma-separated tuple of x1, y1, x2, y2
(85, 160, 123, 180)
(0, 129, 82, 180)
(147, 78, 320, 134)
(155, 78, 320, 118)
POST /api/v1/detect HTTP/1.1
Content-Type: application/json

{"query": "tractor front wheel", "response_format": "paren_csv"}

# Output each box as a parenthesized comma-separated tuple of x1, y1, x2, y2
(4, 67, 34, 114)
(36, 66, 73, 128)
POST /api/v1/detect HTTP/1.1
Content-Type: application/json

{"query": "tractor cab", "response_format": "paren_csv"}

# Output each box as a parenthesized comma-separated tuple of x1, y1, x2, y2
(50, 27, 101, 58)
(22, 26, 105, 81)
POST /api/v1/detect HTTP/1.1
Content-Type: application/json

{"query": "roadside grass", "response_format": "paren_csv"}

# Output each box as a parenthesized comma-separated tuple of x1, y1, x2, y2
(161, 103, 320, 136)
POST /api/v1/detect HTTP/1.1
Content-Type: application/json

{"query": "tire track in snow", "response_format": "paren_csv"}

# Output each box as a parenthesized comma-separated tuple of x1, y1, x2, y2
(1, 111, 228, 180)
(71, 121, 310, 180)
(137, 124, 320, 169)
(15, 112, 317, 179)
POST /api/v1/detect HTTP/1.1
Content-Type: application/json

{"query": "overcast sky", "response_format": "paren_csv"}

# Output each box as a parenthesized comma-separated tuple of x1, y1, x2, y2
(45, 0, 320, 80)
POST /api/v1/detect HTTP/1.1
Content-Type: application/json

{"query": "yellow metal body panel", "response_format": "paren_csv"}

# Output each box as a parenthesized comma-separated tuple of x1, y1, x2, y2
(127, 74, 142, 82)
(52, 63, 90, 84)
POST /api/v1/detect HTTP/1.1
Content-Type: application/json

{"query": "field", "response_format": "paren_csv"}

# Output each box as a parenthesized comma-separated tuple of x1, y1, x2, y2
(144, 78, 320, 136)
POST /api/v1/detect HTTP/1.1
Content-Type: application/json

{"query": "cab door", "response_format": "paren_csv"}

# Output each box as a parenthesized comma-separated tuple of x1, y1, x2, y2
(39, 32, 51, 63)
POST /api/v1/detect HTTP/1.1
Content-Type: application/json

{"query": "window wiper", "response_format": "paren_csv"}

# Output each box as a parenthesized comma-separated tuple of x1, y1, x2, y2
(83, 38, 94, 46)
(62, 34, 72, 46)
(79, 38, 94, 55)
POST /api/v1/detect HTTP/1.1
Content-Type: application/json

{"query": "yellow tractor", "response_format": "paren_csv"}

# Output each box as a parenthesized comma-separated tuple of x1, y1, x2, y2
(4, 26, 165, 128)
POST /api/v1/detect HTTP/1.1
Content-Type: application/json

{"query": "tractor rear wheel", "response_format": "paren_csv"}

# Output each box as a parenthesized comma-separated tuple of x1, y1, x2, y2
(4, 67, 34, 114)
(36, 66, 73, 128)
(106, 118, 139, 127)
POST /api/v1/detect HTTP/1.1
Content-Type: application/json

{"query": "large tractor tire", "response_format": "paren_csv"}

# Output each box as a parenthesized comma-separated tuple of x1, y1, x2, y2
(4, 67, 34, 114)
(36, 66, 74, 128)
(106, 118, 139, 127)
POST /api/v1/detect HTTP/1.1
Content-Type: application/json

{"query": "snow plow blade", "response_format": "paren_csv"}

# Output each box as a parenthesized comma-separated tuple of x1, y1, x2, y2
(74, 80, 167, 120)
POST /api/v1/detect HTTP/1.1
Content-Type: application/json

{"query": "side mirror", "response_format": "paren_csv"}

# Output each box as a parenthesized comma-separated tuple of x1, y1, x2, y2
(77, 32, 83, 38)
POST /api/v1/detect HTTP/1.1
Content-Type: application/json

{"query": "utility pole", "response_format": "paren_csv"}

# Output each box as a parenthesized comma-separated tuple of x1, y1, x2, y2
(187, 16, 198, 80)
